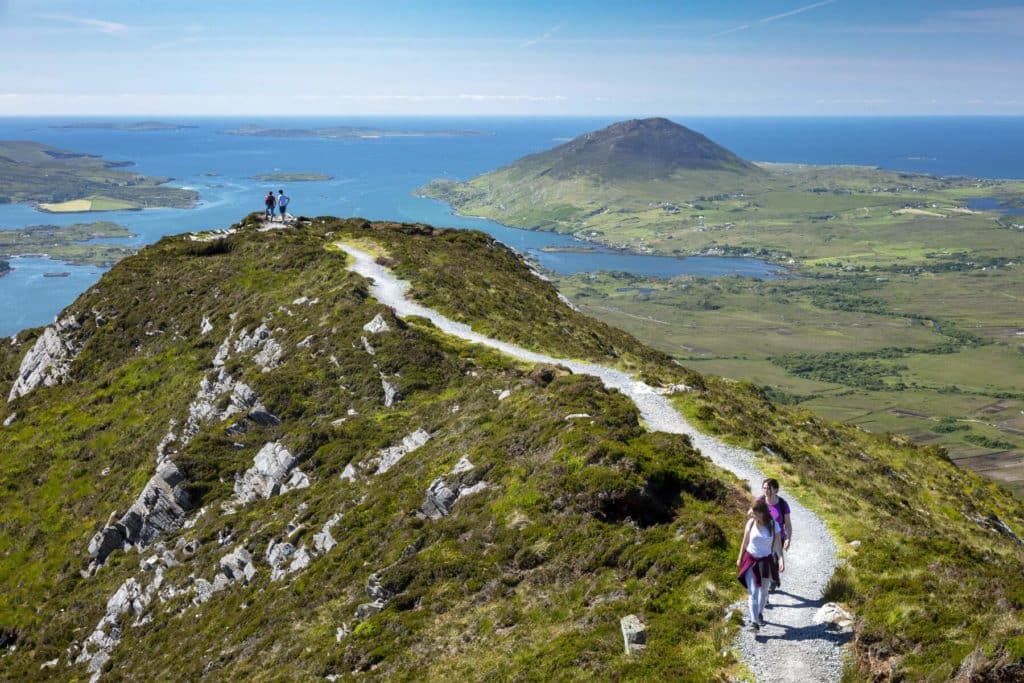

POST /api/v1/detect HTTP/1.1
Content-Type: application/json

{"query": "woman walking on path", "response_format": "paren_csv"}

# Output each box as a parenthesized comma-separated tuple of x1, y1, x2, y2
(737, 498, 784, 631)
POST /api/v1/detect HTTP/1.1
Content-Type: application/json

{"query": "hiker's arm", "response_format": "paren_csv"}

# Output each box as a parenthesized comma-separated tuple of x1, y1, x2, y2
(737, 520, 752, 567)
(783, 513, 792, 549)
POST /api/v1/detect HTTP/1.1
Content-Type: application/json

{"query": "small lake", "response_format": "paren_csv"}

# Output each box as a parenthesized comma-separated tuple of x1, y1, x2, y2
(966, 197, 1024, 216)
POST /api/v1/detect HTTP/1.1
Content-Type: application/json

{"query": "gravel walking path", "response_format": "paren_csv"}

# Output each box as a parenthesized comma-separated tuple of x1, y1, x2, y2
(340, 243, 847, 682)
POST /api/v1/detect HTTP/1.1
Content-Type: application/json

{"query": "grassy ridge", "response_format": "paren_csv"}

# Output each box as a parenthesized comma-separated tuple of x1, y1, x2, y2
(0, 218, 749, 680)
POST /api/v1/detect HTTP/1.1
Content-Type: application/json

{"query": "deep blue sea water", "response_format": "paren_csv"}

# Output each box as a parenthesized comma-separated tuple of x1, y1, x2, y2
(1, 116, 1022, 336)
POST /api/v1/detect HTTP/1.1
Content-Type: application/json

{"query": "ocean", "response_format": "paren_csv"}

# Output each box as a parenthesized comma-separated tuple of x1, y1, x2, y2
(1, 116, 1023, 336)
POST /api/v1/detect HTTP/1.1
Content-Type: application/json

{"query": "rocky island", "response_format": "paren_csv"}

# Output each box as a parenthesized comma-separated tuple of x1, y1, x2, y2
(249, 172, 334, 182)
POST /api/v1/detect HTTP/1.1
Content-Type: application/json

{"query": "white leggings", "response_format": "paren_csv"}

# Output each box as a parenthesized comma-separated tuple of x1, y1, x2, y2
(745, 567, 769, 623)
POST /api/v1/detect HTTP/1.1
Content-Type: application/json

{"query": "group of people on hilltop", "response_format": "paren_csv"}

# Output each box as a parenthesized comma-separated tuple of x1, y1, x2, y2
(264, 190, 291, 221)
(736, 478, 793, 633)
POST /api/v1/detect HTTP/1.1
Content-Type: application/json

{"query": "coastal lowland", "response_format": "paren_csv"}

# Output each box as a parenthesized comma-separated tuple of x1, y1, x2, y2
(0, 141, 197, 213)
(249, 172, 334, 182)
(225, 124, 487, 139)
(49, 121, 197, 132)
(0, 217, 1020, 680)
(420, 118, 1024, 496)
(0, 221, 136, 266)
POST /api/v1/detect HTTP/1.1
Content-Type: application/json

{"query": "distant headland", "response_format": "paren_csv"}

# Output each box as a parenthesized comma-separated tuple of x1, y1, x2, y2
(50, 121, 197, 132)
(224, 125, 488, 139)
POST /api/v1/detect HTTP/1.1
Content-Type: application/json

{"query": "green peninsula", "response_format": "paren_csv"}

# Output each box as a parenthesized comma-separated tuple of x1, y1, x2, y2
(249, 172, 333, 182)
(0, 141, 198, 212)
(225, 124, 487, 139)
(421, 118, 1024, 495)
(0, 221, 136, 266)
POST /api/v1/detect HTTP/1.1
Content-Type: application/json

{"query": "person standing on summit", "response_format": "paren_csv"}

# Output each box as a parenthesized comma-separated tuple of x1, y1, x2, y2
(277, 189, 290, 222)
(264, 191, 276, 220)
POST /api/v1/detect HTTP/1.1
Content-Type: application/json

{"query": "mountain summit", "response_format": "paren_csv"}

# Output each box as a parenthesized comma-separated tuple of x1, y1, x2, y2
(514, 117, 760, 180)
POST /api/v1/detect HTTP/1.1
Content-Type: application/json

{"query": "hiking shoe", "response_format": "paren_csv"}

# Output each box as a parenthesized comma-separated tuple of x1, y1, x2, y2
(747, 621, 760, 632)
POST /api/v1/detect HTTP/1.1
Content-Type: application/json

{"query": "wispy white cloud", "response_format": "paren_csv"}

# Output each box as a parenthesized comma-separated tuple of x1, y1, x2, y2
(841, 7, 1024, 36)
(522, 24, 561, 48)
(35, 13, 128, 34)
(711, 0, 837, 38)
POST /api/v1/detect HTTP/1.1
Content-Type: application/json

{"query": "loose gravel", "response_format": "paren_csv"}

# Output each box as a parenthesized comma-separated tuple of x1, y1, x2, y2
(340, 243, 847, 682)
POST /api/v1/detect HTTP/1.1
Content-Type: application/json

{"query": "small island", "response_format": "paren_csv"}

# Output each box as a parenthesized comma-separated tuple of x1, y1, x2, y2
(0, 221, 137, 266)
(0, 141, 198, 212)
(249, 172, 333, 182)
(225, 124, 487, 140)
(50, 121, 197, 132)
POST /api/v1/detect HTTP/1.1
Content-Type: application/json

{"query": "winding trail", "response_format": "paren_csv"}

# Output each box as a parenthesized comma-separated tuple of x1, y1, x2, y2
(339, 243, 846, 682)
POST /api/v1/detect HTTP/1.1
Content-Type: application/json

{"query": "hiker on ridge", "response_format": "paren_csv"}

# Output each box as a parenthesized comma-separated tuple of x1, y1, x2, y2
(277, 189, 290, 222)
(737, 497, 783, 631)
(264, 191, 276, 220)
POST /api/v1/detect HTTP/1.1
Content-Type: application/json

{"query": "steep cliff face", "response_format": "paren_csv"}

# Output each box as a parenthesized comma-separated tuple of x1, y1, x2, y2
(0, 215, 1021, 682)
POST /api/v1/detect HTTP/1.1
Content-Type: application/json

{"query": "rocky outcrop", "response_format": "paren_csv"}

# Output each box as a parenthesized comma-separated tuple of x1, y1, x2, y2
(76, 570, 165, 680)
(362, 314, 390, 334)
(370, 429, 431, 475)
(419, 456, 488, 520)
(266, 541, 312, 581)
(234, 442, 309, 504)
(620, 614, 647, 655)
(87, 461, 192, 572)
(8, 315, 81, 401)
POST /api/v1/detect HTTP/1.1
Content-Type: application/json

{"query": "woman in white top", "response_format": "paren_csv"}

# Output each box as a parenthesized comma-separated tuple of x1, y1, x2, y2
(736, 497, 784, 631)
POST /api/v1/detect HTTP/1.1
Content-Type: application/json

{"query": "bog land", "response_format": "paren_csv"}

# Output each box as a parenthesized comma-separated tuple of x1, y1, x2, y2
(423, 161, 1024, 496)
(0, 141, 197, 212)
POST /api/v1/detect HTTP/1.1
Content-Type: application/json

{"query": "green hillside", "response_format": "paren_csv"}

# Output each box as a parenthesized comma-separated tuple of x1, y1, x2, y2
(0, 216, 1021, 680)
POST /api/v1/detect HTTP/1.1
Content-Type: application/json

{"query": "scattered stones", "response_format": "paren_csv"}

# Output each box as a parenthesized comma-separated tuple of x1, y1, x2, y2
(200, 315, 213, 335)
(340, 464, 357, 482)
(564, 413, 591, 420)
(266, 541, 311, 581)
(2, 413, 16, 426)
(849, 540, 862, 550)
(496, 389, 512, 401)
(620, 614, 647, 655)
(8, 315, 81, 402)
(363, 314, 390, 334)
(360, 336, 376, 355)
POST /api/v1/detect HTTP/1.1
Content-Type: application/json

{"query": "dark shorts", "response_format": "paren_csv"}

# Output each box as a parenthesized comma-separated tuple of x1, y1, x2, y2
(279, 205, 288, 215)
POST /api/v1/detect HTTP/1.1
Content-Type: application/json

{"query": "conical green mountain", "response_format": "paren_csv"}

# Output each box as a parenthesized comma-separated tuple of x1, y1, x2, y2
(509, 118, 761, 181)
(0, 216, 1021, 681)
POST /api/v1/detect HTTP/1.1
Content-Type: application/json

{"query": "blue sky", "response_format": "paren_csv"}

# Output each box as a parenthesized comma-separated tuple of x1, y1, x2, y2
(1, 0, 1022, 116)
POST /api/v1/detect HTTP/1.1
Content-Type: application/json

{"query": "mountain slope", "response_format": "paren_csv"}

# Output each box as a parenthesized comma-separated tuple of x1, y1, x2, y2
(0, 215, 1021, 681)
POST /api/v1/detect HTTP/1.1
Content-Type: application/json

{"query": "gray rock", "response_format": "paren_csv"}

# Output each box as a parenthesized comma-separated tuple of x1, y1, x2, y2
(2, 413, 16, 427)
(382, 378, 398, 407)
(620, 614, 647, 655)
(313, 514, 342, 553)
(8, 315, 81, 402)
(814, 603, 854, 633)
(372, 429, 431, 474)
(421, 478, 459, 520)
(366, 573, 392, 603)
(234, 442, 305, 504)
(360, 336, 376, 355)
(362, 314, 390, 334)
(355, 601, 386, 620)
